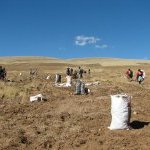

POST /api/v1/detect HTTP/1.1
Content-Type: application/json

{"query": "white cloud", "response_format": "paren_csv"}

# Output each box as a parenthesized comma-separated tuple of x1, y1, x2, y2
(95, 44, 108, 49)
(75, 35, 100, 46)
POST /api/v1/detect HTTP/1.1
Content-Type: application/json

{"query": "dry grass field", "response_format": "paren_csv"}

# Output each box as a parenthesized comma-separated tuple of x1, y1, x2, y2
(0, 57, 150, 150)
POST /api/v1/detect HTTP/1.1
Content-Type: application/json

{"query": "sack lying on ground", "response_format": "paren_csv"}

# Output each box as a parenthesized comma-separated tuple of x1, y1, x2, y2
(30, 94, 47, 102)
(55, 83, 71, 87)
(108, 94, 131, 130)
(85, 81, 100, 86)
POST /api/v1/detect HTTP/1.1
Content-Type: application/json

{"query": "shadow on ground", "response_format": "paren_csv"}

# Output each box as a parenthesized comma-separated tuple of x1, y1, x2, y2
(130, 120, 149, 129)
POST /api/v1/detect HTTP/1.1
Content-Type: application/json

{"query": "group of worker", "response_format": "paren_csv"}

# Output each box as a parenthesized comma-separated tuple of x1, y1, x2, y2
(0, 65, 146, 86)
(126, 68, 145, 84)
(66, 66, 90, 79)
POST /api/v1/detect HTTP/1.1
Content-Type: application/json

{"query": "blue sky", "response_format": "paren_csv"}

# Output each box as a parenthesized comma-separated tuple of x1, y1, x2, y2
(0, 0, 150, 59)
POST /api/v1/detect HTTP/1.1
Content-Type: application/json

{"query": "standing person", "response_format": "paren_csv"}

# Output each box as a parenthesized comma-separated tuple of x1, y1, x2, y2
(66, 67, 70, 76)
(70, 68, 73, 76)
(126, 68, 133, 81)
(78, 66, 83, 79)
(72, 70, 78, 79)
(0, 66, 6, 80)
(2, 67, 7, 80)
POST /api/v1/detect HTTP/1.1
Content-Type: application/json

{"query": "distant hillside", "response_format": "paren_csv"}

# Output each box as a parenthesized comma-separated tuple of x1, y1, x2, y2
(0, 56, 66, 64)
(66, 57, 150, 66)
(0, 56, 150, 66)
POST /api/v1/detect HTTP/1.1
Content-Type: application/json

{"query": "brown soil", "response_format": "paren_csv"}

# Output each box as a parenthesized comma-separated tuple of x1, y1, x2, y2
(0, 60, 150, 150)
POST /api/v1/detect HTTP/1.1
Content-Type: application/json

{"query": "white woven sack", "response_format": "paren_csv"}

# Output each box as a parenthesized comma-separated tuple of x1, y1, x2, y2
(30, 94, 43, 102)
(66, 76, 72, 87)
(108, 94, 131, 130)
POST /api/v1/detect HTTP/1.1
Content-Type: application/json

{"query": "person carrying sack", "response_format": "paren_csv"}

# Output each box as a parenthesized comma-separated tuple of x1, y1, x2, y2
(136, 69, 145, 84)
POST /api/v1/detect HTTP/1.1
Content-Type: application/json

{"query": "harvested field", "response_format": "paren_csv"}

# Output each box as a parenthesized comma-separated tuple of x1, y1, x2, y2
(0, 57, 150, 150)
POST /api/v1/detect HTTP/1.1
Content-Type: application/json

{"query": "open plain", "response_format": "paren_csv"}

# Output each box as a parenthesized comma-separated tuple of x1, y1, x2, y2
(0, 57, 150, 150)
